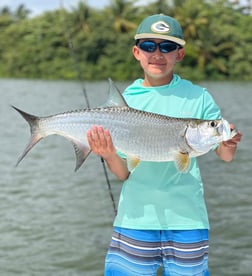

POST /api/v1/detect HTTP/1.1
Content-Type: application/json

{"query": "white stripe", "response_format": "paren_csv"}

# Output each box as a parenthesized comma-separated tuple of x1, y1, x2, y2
(112, 236, 208, 253)
(162, 244, 209, 252)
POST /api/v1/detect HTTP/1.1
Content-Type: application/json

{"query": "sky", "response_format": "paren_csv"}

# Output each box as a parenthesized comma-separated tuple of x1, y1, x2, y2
(0, 0, 107, 16)
(0, 0, 149, 16)
(0, 0, 249, 17)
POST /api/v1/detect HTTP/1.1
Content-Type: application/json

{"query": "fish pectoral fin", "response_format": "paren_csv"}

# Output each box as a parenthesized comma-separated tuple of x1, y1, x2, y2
(70, 140, 91, 172)
(174, 152, 190, 173)
(126, 156, 140, 171)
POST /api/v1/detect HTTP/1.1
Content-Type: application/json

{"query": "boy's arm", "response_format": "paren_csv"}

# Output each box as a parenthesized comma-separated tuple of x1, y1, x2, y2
(215, 124, 242, 161)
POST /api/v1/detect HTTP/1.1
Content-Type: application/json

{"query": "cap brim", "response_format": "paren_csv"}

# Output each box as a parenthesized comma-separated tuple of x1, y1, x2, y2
(135, 33, 186, 46)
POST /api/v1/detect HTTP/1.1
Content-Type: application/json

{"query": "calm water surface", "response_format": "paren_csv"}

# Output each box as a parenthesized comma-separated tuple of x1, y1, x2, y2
(0, 79, 251, 275)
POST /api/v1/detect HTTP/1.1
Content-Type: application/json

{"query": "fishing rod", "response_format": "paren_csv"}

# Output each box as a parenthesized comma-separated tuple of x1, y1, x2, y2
(60, 4, 117, 216)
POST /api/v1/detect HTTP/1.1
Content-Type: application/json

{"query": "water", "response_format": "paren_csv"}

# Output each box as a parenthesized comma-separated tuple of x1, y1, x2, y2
(0, 79, 251, 275)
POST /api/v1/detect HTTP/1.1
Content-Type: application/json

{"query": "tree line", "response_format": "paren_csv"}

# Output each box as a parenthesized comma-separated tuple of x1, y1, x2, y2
(0, 0, 251, 81)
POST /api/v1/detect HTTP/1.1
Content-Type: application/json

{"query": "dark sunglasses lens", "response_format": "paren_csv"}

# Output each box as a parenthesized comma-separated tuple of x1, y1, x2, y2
(139, 41, 179, 53)
(139, 41, 157, 52)
(159, 42, 178, 53)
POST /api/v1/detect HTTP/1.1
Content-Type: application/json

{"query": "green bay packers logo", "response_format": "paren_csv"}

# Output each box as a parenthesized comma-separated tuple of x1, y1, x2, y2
(151, 21, 170, 34)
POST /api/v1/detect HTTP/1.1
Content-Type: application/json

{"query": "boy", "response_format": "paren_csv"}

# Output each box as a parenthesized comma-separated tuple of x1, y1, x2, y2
(87, 14, 242, 275)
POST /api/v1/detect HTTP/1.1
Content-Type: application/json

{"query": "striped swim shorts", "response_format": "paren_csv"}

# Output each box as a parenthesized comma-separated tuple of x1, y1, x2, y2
(104, 227, 209, 276)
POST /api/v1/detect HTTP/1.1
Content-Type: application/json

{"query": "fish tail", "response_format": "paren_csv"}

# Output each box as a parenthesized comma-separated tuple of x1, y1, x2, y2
(12, 106, 44, 166)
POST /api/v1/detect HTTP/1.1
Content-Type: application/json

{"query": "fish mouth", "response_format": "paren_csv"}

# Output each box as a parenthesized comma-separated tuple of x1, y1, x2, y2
(220, 118, 231, 141)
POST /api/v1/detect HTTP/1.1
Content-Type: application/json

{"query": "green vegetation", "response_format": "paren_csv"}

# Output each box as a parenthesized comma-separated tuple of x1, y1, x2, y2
(0, 0, 251, 81)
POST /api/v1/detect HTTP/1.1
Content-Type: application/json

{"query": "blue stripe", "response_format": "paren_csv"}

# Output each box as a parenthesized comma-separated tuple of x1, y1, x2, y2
(105, 227, 209, 275)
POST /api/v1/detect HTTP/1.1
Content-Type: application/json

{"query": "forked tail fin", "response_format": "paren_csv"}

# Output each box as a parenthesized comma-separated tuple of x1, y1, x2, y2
(12, 106, 44, 166)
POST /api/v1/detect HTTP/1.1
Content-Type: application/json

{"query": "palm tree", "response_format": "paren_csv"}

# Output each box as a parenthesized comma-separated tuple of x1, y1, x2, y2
(69, 1, 92, 34)
(0, 6, 11, 15)
(143, 0, 172, 15)
(0, 6, 13, 27)
(14, 4, 31, 20)
(174, 0, 211, 72)
(108, 0, 137, 33)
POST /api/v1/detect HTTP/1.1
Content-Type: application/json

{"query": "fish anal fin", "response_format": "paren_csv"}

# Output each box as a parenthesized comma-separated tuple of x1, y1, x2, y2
(126, 156, 140, 171)
(174, 152, 190, 173)
(70, 140, 91, 171)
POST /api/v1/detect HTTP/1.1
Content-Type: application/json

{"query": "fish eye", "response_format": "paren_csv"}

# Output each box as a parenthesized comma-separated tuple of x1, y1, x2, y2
(209, 121, 217, 127)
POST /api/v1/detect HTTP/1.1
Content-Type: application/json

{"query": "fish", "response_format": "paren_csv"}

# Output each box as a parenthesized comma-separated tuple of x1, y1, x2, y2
(12, 79, 236, 173)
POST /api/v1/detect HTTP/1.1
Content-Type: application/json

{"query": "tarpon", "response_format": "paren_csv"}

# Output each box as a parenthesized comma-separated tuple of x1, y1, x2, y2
(13, 79, 235, 173)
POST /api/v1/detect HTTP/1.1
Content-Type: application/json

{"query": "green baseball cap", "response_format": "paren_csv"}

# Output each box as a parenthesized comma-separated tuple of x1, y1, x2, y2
(134, 14, 186, 46)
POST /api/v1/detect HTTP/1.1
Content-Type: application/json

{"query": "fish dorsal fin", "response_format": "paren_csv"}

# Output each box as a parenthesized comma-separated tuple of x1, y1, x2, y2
(103, 78, 128, 107)
(174, 152, 190, 173)
(126, 156, 140, 171)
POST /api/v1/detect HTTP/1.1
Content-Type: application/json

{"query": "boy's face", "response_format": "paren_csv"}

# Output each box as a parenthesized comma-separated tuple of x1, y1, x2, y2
(133, 39, 185, 85)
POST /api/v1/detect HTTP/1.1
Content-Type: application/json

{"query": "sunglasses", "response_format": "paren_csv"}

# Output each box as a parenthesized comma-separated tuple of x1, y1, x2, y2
(138, 40, 180, 53)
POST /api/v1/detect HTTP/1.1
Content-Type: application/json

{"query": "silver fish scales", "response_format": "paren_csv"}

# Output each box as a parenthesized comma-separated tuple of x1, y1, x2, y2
(13, 79, 234, 172)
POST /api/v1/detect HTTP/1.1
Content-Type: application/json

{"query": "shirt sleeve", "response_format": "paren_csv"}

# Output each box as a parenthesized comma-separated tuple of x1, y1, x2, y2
(202, 88, 222, 119)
